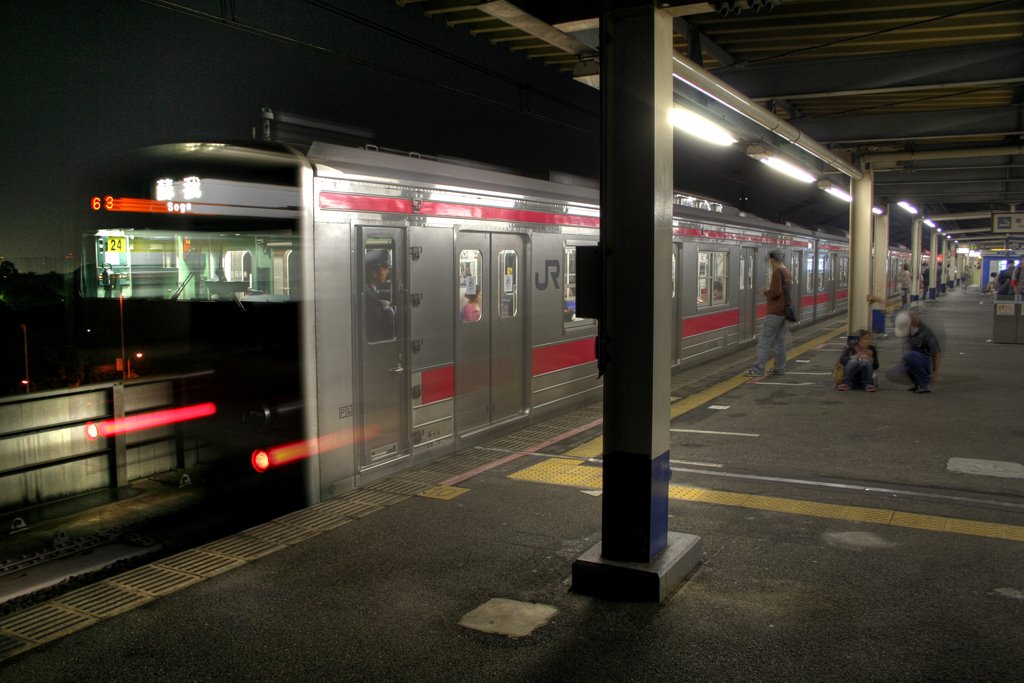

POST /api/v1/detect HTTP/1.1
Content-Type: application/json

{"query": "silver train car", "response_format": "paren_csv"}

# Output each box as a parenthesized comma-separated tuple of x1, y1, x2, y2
(79, 141, 854, 504)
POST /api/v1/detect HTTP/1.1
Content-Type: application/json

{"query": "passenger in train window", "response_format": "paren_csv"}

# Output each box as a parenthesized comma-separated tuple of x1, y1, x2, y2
(364, 249, 396, 343)
(887, 307, 941, 394)
(836, 329, 878, 392)
(711, 279, 725, 303)
(743, 250, 792, 377)
(462, 287, 482, 322)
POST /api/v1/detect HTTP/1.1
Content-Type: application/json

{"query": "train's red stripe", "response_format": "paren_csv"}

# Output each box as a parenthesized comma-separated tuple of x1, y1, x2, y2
(672, 227, 810, 248)
(532, 338, 596, 376)
(418, 201, 600, 228)
(319, 192, 413, 213)
(682, 308, 740, 336)
(420, 365, 455, 404)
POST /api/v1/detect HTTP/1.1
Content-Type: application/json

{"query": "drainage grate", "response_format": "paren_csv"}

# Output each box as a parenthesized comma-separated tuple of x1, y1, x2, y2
(274, 508, 353, 532)
(199, 535, 285, 561)
(109, 564, 203, 596)
(0, 603, 96, 644)
(342, 489, 408, 507)
(52, 581, 152, 619)
(314, 497, 383, 519)
(241, 521, 320, 546)
(154, 549, 246, 577)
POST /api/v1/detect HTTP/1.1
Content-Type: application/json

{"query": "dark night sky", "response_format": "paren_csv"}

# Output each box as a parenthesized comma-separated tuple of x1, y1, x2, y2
(0, 0, 848, 274)
(0, 0, 603, 272)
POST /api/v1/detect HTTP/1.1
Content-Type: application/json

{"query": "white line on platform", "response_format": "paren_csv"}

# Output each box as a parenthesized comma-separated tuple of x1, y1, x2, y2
(669, 459, 725, 468)
(756, 381, 817, 386)
(671, 428, 759, 438)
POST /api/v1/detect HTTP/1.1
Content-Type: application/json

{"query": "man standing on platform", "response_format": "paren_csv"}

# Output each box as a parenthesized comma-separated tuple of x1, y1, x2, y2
(744, 250, 792, 377)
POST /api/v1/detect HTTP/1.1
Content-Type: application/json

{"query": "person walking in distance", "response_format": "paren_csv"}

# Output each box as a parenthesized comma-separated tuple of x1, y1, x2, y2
(898, 264, 911, 309)
(744, 250, 792, 377)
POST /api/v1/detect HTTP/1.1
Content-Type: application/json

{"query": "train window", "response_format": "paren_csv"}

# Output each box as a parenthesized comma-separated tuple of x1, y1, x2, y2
(837, 256, 849, 288)
(805, 254, 815, 294)
(498, 250, 518, 318)
(563, 246, 592, 329)
(364, 238, 396, 343)
(697, 251, 727, 308)
(83, 229, 296, 302)
(671, 250, 677, 299)
(817, 254, 827, 291)
(459, 249, 483, 323)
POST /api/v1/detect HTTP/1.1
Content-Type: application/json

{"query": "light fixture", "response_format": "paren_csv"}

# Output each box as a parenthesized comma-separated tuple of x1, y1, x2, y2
(872, 206, 884, 215)
(670, 106, 737, 146)
(897, 201, 918, 214)
(747, 146, 816, 183)
(924, 219, 936, 228)
(816, 180, 852, 202)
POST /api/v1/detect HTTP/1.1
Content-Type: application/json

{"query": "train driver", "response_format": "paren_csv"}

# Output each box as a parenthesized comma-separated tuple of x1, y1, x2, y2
(364, 249, 396, 343)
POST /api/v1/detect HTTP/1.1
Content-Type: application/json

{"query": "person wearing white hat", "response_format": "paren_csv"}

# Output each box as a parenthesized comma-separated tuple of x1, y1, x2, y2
(886, 307, 941, 393)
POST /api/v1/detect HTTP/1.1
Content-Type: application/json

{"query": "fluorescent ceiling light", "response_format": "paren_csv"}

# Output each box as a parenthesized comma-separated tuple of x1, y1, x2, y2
(670, 107, 737, 146)
(897, 201, 918, 214)
(747, 147, 816, 183)
(817, 180, 852, 202)
(872, 206, 884, 215)
(923, 219, 936, 228)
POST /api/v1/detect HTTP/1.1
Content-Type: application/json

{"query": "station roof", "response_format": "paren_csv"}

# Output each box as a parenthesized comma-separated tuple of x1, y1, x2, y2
(398, 0, 1024, 252)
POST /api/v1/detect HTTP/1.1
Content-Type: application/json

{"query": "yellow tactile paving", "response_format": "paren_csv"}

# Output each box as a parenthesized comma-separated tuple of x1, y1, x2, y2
(565, 437, 603, 458)
(509, 459, 602, 488)
(510, 463, 1024, 544)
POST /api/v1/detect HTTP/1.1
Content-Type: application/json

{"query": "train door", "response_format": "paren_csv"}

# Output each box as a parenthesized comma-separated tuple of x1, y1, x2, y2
(791, 249, 803, 322)
(827, 252, 837, 314)
(455, 232, 528, 438)
(739, 247, 756, 340)
(359, 228, 410, 469)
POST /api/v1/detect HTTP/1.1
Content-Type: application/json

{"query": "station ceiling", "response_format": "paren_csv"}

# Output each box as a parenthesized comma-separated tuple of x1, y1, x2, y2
(398, 0, 1024, 253)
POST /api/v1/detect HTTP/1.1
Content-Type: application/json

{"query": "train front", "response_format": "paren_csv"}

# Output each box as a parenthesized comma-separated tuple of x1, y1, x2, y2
(77, 142, 313, 512)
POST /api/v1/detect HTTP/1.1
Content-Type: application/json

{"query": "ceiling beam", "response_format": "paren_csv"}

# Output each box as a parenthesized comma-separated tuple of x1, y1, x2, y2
(794, 106, 1023, 145)
(713, 40, 1024, 100)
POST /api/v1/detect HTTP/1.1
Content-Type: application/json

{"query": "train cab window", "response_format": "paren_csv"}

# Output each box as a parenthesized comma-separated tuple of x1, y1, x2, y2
(459, 249, 483, 323)
(563, 246, 592, 329)
(498, 250, 518, 318)
(697, 251, 727, 308)
(364, 239, 396, 343)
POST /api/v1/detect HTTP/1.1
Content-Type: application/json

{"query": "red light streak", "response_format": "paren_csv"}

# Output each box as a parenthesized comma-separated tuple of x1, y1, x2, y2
(85, 402, 217, 440)
(251, 424, 380, 473)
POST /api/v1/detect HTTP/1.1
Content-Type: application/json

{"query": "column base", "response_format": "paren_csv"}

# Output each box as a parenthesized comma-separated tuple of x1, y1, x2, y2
(571, 531, 702, 602)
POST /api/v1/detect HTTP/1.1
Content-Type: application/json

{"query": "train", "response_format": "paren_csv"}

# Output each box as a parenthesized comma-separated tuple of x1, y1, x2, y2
(78, 140, 907, 505)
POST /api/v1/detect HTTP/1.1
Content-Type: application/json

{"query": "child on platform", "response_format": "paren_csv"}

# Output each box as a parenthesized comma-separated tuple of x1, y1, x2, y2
(837, 329, 879, 392)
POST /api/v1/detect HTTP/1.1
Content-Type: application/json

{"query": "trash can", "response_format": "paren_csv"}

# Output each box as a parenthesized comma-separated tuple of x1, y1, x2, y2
(992, 298, 1021, 343)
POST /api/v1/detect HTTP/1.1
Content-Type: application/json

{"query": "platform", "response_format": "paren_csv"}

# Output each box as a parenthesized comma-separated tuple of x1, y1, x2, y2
(1, 287, 1022, 680)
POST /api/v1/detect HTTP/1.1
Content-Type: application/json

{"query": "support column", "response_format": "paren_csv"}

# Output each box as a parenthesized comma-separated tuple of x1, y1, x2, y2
(911, 217, 922, 302)
(871, 208, 889, 333)
(848, 170, 873, 333)
(572, 1, 701, 603)
(929, 228, 939, 300)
